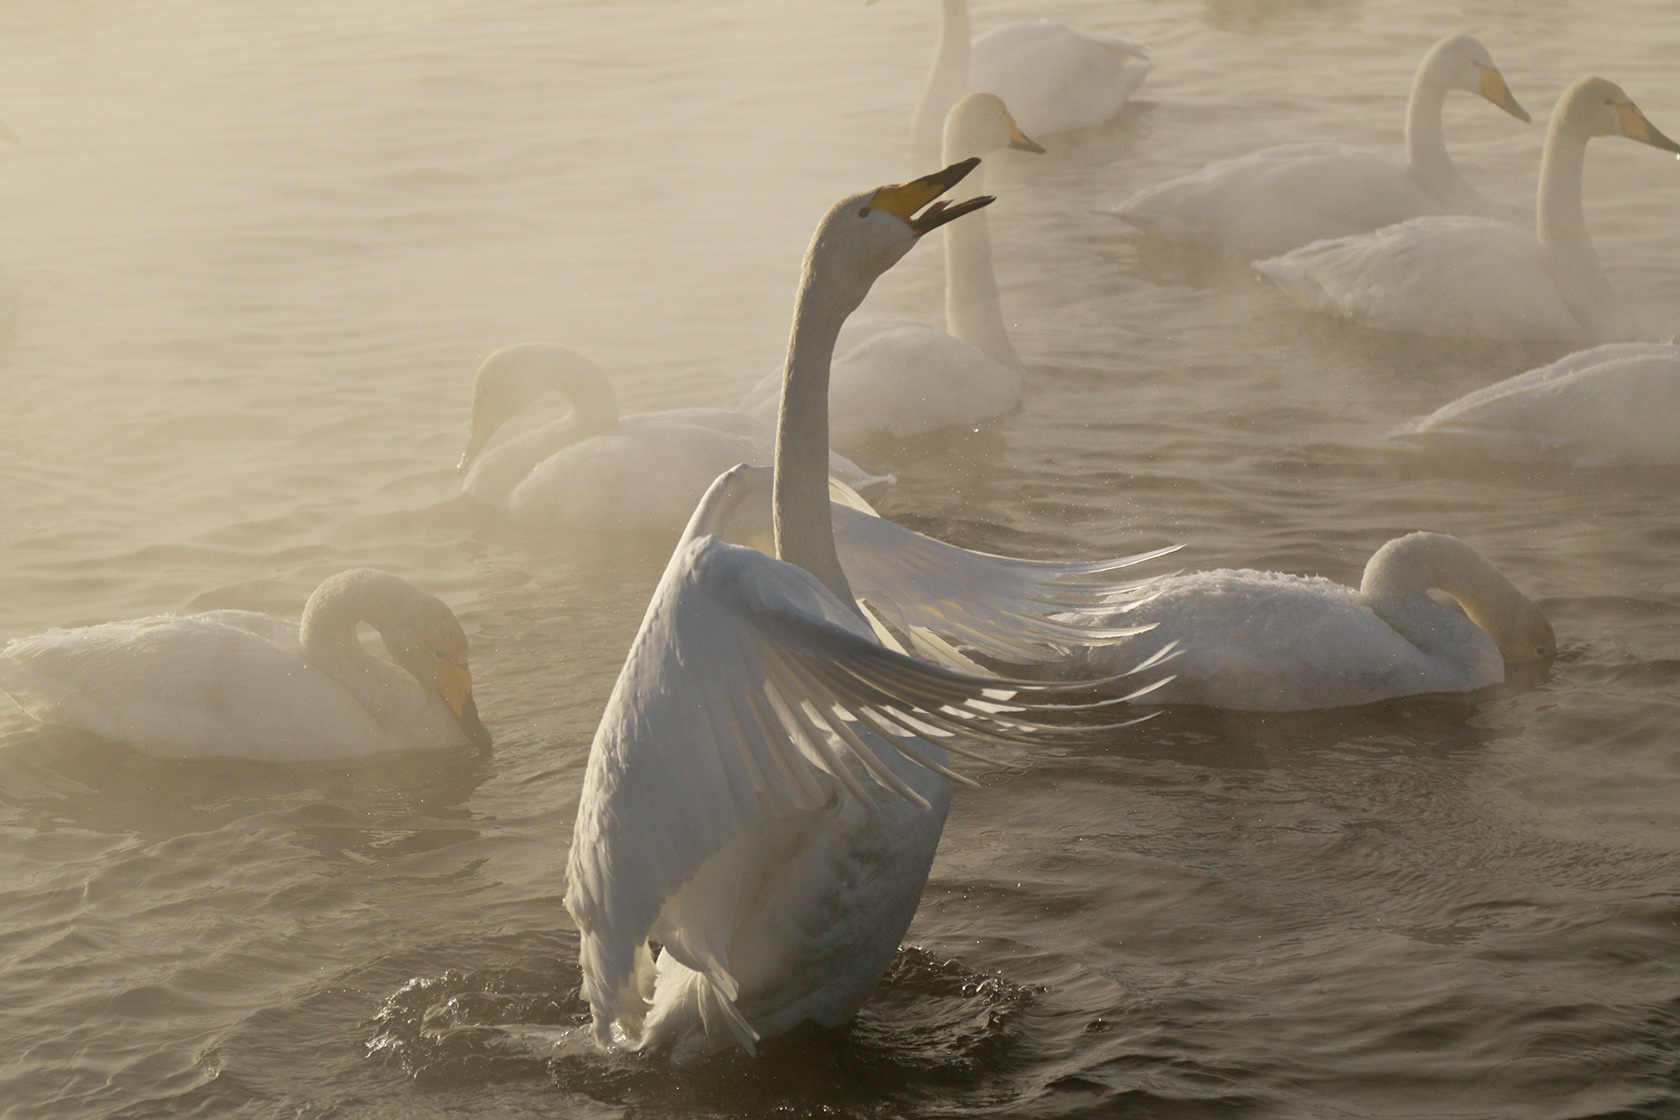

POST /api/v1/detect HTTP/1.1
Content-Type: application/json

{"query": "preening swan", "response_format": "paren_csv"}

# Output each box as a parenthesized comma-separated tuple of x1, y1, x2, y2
(459, 344, 882, 535)
(1077, 532, 1553, 711)
(0, 569, 492, 759)
(1110, 35, 1529, 258)
(565, 161, 1167, 1061)
(896, 0, 1150, 170)
(1256, 77, 1680, 342)
(739, 93, 1036, 450)
(1392, 342, 1680, 467)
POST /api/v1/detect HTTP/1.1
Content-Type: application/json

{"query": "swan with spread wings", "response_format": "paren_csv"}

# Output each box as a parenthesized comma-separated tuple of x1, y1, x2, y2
(564, 161, 1171, 1061)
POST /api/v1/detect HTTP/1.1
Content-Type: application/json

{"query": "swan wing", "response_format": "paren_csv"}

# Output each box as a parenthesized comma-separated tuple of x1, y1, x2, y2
(830, 503, 1175, 667)
(971, 20, 1150, 137)
(566, 503, 1152, 1045)
(1255, 216, 1583, 340)
(1112, 144, 1442, 258)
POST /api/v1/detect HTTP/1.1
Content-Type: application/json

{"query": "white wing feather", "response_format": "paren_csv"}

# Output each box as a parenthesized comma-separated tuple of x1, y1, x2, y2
(566, 470, 1170, 1048)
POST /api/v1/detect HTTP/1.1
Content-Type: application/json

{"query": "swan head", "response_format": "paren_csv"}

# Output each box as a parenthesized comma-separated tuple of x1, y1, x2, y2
(1555, 77, 1680, 153)
(803, 159, 994, 312)
(380, 598, 494, 752)
(944, 93, 1046, 161)
(1428, 35, 1529, 123)
(459, 344, 615, 472)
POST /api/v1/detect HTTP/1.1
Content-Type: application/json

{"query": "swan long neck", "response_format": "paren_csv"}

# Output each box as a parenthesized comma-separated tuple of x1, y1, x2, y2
(1535, 109, 1622, 337)
(912, 0, 973, 170)
(299, 571, 421, 721)
(1359, 533, 1531, 663)
(774, 262, 858, 608)
(942, 150, 1021, 368)
(1402, 57, 1454, 195)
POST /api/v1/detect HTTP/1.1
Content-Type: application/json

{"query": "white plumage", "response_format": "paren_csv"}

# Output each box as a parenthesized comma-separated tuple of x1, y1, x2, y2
(1392, 342, 1680, 467)
(1077, 533, 1554, 712)
(1110, 35, 1529, 259)
(902, 0, 1148, 171)
(1255, 77, 1680, 342)
(460, 344, 882, 535)
(0, 569, 492, 759)
(566, 163, 1168, 1061)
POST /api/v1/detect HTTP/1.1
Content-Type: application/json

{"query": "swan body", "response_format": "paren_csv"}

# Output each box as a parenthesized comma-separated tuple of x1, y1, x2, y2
(740, 94, 1035, 450)
(0, 569, 492, 759)
(1256, 77, 1680, 341)
(907, 0, 1149, 169)
(1111, 35, 1529, 258)
(969, 21, 1151, 140)
(567, 163, 1161, 1061)
(1392, 342, 1680, 466)
(460, 344, 882, 535)
(1081, 533, 1554, 711)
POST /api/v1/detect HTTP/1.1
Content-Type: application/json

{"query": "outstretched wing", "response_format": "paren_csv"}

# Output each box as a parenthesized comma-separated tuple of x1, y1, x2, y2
(565, 470, 1169, 1049)
(722, 471, 1177, 670)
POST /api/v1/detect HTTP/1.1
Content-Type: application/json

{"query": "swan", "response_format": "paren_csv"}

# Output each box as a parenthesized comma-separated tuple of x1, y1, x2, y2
(1255, 77, 1680, 342)
(739, 93, 1036, 450)
(1391, 342, 1680, 467)
(0, 569, 492, 759)
(565, 160, 1167, 1061)
(1109, 34, 1530, 258)
(1075, 532, 1553, 711)
(891, 0, 1150, 169)
(459, 343, 883, 535)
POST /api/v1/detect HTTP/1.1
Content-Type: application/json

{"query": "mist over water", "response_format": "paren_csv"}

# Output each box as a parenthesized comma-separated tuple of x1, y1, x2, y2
(1, 0, 1678, 1116)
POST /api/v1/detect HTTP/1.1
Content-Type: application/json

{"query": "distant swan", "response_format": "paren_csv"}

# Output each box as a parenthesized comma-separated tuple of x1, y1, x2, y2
(1392, 342, 1680, 467)
(459, 344, 882, 535)
(0, 569, 492, 759)
(740, 93, 1037, 450)
(1256, 77, 1680, 342)
(895, 0, 1150, 170)
(1110, 35, 1529, 258)
(1079, 533, 1554, 711)
(567, 160, 1165, 1061)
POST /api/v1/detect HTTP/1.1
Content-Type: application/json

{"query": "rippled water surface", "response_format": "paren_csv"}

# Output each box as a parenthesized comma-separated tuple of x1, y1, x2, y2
(2, 0, 1678, 1116)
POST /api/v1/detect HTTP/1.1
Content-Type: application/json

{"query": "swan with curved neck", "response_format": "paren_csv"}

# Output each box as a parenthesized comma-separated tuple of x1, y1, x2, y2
(1256, 77, 1679, 341)
(0, 569, 492, 758)
(459, 343, 881, 534)
(1112, 35, 1528, 258)
(739, 93, 1035, 447)
(902, 0, 1150, 170)
(1083, 532, 1553, 711)
(566, 161, 1164, 1060)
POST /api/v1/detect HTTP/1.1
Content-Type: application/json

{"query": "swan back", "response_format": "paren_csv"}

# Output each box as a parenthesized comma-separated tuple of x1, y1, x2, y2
(1359, 533, 1553, 667)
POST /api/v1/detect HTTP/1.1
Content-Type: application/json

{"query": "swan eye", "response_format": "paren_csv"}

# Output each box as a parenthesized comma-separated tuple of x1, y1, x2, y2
(857, 206, 871, 218)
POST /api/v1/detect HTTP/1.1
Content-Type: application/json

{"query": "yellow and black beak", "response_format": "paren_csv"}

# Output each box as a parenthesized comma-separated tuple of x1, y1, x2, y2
(864, 157, 995, 235)
(1617, 101, 1680, 154)
(1476, 65, 1530, 123)
(437, 660, 493, 751)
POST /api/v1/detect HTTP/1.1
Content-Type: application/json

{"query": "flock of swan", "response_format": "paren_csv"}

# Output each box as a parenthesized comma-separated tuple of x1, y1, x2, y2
(0, 1, 1675, 1065)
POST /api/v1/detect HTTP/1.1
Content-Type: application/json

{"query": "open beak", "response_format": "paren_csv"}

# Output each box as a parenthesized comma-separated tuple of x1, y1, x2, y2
(1476, 65, 1530, 123)
(1617, 101, 1680, 154)
(865, 158, 995, 235)
(437, 661, 493, 751)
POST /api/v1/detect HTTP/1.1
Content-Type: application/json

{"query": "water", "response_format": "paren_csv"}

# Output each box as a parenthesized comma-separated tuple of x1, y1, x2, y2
(1, 0, 1677, 1115)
